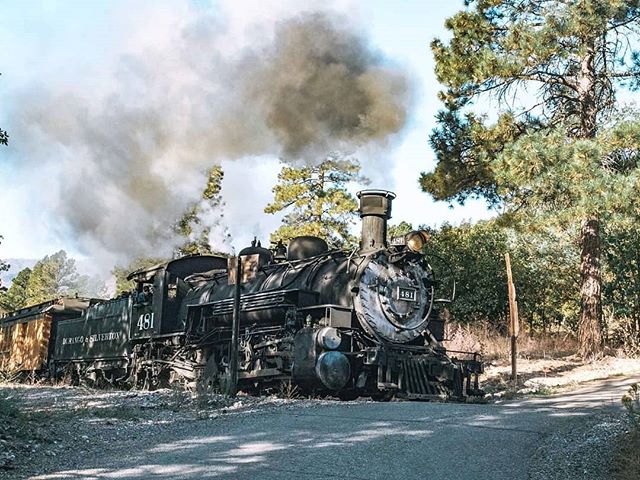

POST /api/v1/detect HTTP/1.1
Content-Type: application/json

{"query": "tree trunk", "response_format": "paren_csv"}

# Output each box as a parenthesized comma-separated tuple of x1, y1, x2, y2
(577, 44, 598, 139)
(578, 218, 603, 358)
(575, 39, 603, 358)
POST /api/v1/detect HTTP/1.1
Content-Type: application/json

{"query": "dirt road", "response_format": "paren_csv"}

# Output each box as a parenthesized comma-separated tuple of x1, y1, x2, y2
(3, 376, 637, 480)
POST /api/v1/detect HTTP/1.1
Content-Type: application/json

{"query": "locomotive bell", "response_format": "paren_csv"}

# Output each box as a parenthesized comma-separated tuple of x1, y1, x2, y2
(357, 190, 396, 252)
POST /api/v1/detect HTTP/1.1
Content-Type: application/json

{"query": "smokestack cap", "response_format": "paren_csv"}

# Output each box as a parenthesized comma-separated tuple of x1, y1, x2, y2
(357, 190, 396, 218)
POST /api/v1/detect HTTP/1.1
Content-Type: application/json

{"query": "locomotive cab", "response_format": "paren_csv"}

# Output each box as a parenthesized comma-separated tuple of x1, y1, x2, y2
(127, 255, 228, 339)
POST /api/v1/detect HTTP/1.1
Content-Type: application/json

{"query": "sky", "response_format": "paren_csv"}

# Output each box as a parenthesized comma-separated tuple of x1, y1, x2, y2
(0, 0, 493, 272)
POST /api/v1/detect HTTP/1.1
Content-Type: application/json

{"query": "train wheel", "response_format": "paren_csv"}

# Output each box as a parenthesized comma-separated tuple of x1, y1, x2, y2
(370, 390, 394, 402)
(337, 390, 359, 401)
(198, 354, 220, 393)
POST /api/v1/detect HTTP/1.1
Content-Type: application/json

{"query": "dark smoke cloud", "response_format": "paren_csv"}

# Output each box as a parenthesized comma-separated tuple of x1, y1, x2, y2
(10, 11, 412, 265)
(246, 13, 409, 158)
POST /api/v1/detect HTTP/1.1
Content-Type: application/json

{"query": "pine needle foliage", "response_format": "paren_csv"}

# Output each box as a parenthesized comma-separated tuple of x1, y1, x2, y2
(0, 268, 32, 311)
(422, 0, 640, 357)
(174, 165, 230, 256)
(265, 154, 366, 248)
(25, 251, 84, 304)
(425, 220, 579, 331)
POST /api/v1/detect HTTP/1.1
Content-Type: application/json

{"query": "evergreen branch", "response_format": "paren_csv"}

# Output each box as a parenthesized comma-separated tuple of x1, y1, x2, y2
(609, 13, 640, 31)
(603, 71, 640, 79)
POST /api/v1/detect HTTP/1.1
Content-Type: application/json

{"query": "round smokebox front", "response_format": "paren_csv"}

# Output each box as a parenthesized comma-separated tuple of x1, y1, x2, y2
(353, 256, 432, 343)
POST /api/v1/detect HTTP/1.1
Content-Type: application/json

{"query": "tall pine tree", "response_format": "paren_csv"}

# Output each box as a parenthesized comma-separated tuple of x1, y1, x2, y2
(0, 268, 31, 311)
(422, 0, 640, 357)
(174, 165, 230, 256)
(25, 250, 86, 305)
(265, 154, 366, 248)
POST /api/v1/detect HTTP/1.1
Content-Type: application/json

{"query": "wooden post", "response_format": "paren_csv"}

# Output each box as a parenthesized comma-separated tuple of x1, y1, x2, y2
(505, 253, 519, 384)
(228, 255, 242, 397)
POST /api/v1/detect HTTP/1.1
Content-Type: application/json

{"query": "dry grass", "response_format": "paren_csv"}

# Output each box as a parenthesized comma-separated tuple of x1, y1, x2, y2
(443, 321, 579, 361)
(444, 322, 640, 399)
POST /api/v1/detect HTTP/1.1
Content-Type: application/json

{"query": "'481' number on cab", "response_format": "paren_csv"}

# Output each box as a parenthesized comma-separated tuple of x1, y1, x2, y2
(137, 312, 155, 331)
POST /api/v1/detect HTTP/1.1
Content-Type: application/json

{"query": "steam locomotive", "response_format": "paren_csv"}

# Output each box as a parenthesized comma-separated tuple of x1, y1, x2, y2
(0, 190, 482, 400)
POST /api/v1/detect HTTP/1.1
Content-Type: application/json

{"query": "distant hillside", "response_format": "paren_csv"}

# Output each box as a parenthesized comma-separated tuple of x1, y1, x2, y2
(1, 258, 37, 287)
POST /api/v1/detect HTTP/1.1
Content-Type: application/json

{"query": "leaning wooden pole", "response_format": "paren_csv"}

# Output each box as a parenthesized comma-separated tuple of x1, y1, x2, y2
(228, 255, 242, 398)
(505, 253, 519, 384)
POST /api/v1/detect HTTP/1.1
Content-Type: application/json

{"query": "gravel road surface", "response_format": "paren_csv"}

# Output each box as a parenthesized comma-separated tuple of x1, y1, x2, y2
(6, 375, 637, 480)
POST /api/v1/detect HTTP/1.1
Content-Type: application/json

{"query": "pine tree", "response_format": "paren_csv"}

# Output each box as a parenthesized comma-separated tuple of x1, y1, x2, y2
(0, 268, 32, 311)
(175, 165, 230, 256)
(1, 252, 101, 309)
(25, 250, 86, 304)
(422, 0, 640, 357)
(265, 154, 366, 248)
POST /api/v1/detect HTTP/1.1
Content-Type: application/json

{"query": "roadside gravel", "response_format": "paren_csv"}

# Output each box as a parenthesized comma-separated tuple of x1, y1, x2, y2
(528, 411, 632, 480)
(0, 384, 347, 479)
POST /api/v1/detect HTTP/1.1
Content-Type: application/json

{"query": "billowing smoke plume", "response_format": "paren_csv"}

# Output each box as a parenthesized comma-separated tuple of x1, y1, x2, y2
(10, 11, 412, 266)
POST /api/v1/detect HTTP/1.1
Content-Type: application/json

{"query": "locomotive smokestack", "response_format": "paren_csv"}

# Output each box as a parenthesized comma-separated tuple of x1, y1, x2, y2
(357, 190, 396, 252)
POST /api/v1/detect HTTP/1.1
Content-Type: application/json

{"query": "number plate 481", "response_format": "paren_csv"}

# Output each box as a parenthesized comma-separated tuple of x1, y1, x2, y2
(396, 287, 417, 302)
(137, 312, 155, 331)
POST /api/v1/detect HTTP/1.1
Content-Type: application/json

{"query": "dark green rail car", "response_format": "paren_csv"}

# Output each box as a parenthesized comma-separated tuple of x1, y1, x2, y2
(53, 296, 131, 379)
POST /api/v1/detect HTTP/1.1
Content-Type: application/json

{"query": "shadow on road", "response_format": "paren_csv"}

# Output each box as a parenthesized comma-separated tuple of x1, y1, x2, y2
(26, 375, 639, 480)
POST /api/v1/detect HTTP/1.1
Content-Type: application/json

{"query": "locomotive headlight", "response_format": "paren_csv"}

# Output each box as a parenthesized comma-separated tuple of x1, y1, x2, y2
(405, 230, 430, 253)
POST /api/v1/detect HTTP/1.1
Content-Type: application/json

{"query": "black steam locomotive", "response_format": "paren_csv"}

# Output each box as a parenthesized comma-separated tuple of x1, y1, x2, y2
(1, 190, 482, 400)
